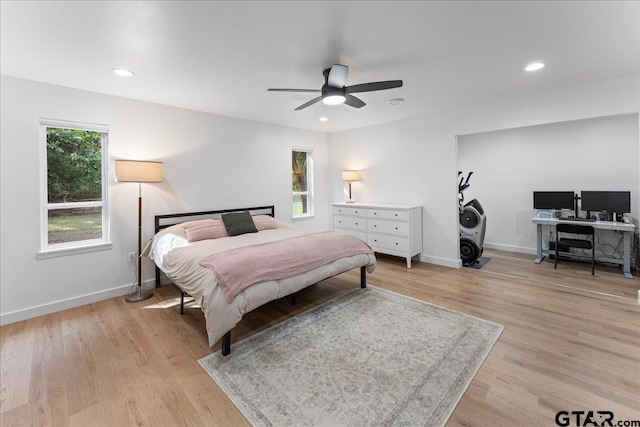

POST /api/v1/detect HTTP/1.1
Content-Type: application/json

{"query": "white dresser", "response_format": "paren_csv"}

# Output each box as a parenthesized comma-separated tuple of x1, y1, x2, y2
(332, 202, 422, 268)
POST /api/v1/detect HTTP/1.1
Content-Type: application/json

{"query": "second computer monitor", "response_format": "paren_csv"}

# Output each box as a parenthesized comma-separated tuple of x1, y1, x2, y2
(581, 191, 631, 213)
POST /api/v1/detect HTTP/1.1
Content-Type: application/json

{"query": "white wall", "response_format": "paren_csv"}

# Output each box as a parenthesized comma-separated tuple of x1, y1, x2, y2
(0, 76, 329, 324)
(3, 73, 638, 323)
(327, 74, 640, 268)
(458, 114, 639, 254)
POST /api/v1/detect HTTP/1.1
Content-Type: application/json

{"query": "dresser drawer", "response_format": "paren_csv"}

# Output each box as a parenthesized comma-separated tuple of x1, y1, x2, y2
(367, 209, 408, 221)
(334, 215, 367, 231)
(367, 219, 408, 236)
(333, 206, 366, 217)
(367, 234, 409, 252)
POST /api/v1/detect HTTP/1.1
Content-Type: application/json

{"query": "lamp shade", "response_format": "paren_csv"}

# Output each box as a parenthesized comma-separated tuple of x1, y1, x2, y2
(341, 170, 361, 181)
(115, 160, 163, 183)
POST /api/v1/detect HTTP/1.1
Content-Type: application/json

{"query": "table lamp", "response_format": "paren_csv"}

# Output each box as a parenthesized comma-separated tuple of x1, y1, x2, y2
(341, 170, 361, 203)
(115, 159, 164, 302)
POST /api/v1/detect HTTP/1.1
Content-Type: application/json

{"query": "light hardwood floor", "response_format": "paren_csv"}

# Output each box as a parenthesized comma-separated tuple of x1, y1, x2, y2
(1, 250, 639, 426)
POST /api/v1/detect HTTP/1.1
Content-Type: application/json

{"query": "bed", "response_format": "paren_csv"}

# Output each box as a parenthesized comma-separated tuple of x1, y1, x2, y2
(144, 206, 377, 355)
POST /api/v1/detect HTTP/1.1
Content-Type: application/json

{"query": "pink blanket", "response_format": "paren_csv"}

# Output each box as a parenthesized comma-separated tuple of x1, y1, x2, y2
(199, 231, 373, 303)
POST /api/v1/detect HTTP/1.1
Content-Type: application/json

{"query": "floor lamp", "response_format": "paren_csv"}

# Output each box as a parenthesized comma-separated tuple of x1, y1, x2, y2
(341, 170, 361, 203)
(115, 159, 164, 302)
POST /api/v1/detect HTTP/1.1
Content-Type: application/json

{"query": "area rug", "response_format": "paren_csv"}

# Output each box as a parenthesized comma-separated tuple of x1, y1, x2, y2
(199, 286, 503, 427)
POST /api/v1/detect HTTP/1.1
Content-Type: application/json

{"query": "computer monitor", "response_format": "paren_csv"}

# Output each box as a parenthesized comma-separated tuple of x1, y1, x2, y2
(533, 191, 575, 210)
(580, 191, 631, 213)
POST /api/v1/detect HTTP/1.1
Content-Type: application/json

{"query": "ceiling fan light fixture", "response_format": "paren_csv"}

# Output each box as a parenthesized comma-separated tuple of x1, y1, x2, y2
(322, 94, 346, 105)
(268, 64, 402, 111)
(321, 86, 346, 106)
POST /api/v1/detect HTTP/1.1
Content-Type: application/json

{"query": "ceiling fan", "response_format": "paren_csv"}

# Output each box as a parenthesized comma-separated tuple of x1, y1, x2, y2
(268, 64, 403, 111)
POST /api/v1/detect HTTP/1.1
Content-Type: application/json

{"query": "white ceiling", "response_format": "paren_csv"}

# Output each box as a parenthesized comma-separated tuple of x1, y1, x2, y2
(1, 1, 638, 133)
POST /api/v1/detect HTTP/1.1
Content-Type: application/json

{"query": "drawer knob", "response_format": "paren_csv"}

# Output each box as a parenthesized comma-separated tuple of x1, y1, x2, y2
(395, 214, 398, 217)
(395, 227, 398, 230)
(355, 211, 358, 214)
(374, 239, 377, 242)
(338, 221, 342, 223)
(374, 212, 377, 215)
(355, 223, 358, 225)
(395, 242, 398, 245)
(374, 225, 377, 227)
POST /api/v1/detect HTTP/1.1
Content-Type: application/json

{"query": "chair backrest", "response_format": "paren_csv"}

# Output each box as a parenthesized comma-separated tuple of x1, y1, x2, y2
(556, 223, 594, 235)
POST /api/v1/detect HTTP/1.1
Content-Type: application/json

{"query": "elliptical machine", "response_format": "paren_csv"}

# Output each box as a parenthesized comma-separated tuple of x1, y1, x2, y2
(458, 171, 487, 266)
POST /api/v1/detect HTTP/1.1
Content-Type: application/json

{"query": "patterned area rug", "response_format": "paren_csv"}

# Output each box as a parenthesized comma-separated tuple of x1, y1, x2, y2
(199, 286, 503, 427)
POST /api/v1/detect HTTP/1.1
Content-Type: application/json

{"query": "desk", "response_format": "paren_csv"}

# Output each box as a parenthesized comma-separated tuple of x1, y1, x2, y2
(532, 217, 636, 279)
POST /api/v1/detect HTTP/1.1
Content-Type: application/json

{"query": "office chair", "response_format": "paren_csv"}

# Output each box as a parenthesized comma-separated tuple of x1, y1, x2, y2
(554, 223, 595, 275)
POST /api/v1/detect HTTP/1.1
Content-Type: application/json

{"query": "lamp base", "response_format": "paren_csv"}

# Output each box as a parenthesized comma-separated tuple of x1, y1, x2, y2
(125, 287, 153, 302)
(345, 200, 355, 203)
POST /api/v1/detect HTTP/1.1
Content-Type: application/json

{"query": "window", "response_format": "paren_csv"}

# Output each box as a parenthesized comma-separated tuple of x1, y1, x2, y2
(39, 119, 110, 257)
(292, 148, 313, 218)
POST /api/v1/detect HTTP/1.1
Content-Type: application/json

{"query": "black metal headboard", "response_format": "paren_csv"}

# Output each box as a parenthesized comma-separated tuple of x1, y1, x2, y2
(154, 205, 275, 234)
(153, 205, 275, 287)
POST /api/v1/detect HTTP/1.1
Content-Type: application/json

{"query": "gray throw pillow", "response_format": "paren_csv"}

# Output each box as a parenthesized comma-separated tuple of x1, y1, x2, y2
(222, 211, 258, 236)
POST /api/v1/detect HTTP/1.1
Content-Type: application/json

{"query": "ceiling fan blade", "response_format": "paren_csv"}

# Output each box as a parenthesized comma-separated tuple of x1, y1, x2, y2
(344, 94, 366, 109)
(294, 96, 323, 111)
(327, 64, 349, 88)
(346, 80, 403, 94)
(268, 88, 321, 93)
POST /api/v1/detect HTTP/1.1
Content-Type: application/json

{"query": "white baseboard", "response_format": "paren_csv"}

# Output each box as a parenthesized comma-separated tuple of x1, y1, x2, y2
(421, 255, 462, 269)
(483, 242, 537, 255)
(0, 279, 156, 326)
(420, 243, 536, 269)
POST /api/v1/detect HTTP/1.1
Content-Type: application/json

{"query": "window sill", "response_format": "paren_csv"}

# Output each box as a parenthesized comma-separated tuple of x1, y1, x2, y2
(37, 241, 112, 259)
(292, 214, 315, 222)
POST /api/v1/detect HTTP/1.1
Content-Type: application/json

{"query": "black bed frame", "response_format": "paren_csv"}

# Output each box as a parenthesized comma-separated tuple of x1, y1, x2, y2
(153, 205, 367, 356)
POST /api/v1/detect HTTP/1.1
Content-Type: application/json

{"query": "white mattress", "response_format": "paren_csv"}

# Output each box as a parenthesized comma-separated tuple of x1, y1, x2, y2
(144, 220, 376, 347)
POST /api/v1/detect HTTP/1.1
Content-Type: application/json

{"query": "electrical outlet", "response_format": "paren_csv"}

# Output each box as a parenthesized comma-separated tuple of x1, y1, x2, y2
(127, 252, 136, 263)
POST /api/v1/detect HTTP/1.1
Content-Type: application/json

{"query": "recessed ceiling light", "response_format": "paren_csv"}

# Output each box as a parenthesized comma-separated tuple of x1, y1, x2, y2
(112, 68, 135, 77)
(524, 62, 545, 72)
(389, 98, 404, 105)
(319, 117, 328, 122)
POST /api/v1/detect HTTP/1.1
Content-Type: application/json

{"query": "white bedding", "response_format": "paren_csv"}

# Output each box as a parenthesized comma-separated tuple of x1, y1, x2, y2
(144, 219, 377, 347)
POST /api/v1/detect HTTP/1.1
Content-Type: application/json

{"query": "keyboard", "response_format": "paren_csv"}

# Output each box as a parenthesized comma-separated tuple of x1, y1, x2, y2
(558, 217, 596, 222)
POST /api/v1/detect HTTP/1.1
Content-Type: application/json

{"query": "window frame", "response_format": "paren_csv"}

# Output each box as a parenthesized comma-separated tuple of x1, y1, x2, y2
(292, 147, 314, 220)
(38, 118, 111, 258)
